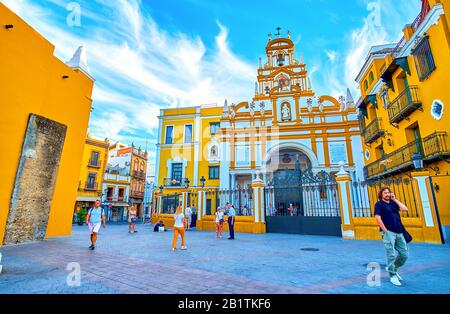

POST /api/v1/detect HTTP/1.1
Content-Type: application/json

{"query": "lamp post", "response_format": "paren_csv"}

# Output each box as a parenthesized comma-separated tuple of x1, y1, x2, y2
(184, 178, 190, 189)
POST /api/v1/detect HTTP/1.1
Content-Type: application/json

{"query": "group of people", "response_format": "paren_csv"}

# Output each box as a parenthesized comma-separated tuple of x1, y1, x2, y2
(85, 187, 410, 287)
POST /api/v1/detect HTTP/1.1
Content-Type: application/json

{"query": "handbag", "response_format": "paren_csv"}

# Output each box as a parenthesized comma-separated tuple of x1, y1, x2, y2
(402, 225, 413, 243)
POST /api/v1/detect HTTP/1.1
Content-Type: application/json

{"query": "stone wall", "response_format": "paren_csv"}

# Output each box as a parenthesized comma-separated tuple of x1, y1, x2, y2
(3, 114, 67, 245)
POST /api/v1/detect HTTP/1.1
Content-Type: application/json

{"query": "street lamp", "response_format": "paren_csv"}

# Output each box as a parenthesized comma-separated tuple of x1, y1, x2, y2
(412, 153, 424, 170)
(200, 176, 206, 188)
(158, 185, 164, 195)
(184, 178, 190, 189)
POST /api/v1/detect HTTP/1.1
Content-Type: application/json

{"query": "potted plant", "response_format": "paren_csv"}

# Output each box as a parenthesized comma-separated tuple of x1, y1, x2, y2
(77, 208, 87, 226)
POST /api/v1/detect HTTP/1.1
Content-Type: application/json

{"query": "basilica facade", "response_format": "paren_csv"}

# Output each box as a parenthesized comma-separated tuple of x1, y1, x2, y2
(153, 30, 363, 232)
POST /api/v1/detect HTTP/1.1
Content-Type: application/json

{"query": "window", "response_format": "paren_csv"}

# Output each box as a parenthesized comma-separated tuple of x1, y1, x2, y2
(209, 166, 219, 179)
(369, 71, 374, 84)
(413, 36, 436, 81)
(184, 125, 193, 143)
(87, 173, 96, 189)
(171, 163, 183, 180)
(165, 126, 173, 144)
(210, 122, 220, 135)
(90, 151, 99, 166)
(364, 80, 369, 91)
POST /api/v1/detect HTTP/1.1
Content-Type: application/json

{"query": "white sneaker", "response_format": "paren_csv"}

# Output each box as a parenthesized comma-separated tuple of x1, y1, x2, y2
(390, 276, 402, 286)
(386, 267, 403, 281)
(181, 246, 187, 250)
(172, 248, 176, 251)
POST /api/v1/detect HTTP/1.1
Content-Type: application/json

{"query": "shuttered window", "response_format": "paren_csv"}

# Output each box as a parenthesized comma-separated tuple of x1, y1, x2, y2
(412, 36, 436, 81)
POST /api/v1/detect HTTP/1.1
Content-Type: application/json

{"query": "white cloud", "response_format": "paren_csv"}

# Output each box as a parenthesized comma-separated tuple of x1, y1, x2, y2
(1, 0, 256, 150)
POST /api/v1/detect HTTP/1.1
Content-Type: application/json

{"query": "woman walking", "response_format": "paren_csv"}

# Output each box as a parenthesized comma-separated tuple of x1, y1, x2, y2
(128, 206, 138, 233)
(172, 205, 187, 251)
(215, 207, 224, 238)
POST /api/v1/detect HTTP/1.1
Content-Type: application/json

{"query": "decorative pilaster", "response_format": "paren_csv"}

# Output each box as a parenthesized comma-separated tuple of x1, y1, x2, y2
(196, 189, 207, 230)
(411, 171, 443, 243)
(251, 174, 266, 234)
(336, 162, 355, 240)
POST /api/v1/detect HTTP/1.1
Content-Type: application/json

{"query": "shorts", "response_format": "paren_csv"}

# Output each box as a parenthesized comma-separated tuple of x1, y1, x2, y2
(89, 223, 101, 234)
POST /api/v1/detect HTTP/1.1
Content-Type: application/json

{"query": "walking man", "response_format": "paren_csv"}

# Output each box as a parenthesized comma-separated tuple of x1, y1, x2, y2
(86, 200, 106, 250)
(374, 187, 409, 286)
(227, 203, 236, 240)
(185, 204, 193, 230)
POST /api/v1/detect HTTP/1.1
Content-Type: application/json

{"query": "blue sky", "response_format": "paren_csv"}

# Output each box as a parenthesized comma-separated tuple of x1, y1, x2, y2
(2, 0, 422, 171)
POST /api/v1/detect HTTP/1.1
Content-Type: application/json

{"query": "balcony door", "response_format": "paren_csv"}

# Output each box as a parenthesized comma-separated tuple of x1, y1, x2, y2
(171, 163, 183, 184)
(413, 127, 422, 155)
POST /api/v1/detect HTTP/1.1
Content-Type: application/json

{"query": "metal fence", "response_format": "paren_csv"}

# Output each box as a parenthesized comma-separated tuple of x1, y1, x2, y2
(219, 187, 253, 216)
(350, 177, 420, 218)
(264, 170, 340, 218)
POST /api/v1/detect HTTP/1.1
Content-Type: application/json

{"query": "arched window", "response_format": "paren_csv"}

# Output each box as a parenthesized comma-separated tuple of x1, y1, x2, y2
(134, 159, 139, 171)
(364, 80, 369, 91)
(369, 72, 374, 84)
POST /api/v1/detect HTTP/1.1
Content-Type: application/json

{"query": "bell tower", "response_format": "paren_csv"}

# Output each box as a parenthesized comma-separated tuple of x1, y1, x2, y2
(254, 28, 315, 125)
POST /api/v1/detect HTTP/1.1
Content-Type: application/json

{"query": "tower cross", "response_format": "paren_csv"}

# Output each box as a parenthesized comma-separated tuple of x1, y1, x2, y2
(276, 27, 281, 38)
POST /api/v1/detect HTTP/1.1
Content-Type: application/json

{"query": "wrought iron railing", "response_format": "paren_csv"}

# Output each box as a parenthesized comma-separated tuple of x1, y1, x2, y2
(85, 182, 98, 191)
(364, 139, 421, 179)
(422, 132, 450, 160)
(164, 178, 188, 187)
(130, 191, 144, 198)
(364, 132, 450, 179)
(387, 86, 422, 124)
(132, 171, 145, 179)
(363, 118, 384, 144)
(219, 187, 253, 216)
(88, 159, 101, 168)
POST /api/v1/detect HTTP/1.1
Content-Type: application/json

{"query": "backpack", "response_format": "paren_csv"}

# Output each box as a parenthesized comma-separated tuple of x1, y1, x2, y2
(88, 207, 104, 217)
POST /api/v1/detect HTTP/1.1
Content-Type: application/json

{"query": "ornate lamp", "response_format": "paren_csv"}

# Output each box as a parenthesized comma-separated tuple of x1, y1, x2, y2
(200, 176, 206, 188)
(184, 178, 190, 189)
(412, 153, 424, 170)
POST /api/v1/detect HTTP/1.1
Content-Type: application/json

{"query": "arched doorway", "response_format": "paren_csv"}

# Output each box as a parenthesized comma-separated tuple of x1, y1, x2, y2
(264, 148, 342, 236)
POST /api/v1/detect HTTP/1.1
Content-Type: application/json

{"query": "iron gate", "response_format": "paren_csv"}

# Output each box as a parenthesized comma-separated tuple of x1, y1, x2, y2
(264, 165, 341, 236)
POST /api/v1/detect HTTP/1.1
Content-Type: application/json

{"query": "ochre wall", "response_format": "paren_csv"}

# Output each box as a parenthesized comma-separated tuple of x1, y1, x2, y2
(0, 3, 94, 244)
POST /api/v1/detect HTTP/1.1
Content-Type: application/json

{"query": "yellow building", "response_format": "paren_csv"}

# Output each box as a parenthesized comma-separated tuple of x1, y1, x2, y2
(0, 3, 95, 245)
(354, 0, 450, 243)
(74, 135, 109, 223)
(154, 30, 363, 235)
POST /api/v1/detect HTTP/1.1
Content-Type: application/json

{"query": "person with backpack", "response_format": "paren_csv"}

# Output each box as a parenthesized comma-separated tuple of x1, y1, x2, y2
(86, 200, 106, 250)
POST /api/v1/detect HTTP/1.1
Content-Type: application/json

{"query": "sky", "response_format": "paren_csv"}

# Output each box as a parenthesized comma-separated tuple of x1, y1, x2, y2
(1, 0, 422, 175)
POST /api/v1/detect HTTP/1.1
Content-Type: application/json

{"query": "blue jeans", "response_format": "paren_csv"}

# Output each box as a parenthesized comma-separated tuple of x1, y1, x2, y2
(382, 231, 409, 277)
(228, 216, 235, 239)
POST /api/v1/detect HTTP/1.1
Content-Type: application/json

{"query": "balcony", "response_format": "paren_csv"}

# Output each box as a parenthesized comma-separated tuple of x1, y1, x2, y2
(362, 118, 384, 144)
(387, 86, 422, 124)
(106, 196, 128, 202)
(364, 132, 450, 179)
(88, 159, 101, 168)
(85, 182, 98, 191)
(130, 191, 144, 198)
(164, 178, 188, 187)
(132, 170, 146, 179)
(422, 132, 450, 162)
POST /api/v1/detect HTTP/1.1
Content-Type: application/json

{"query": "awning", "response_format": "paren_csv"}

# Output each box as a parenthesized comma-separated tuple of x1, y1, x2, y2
(381, 57, 411, 89)
(76, 196, 98, 202)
